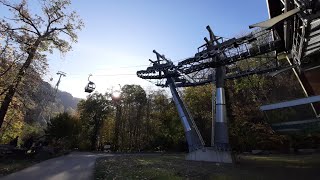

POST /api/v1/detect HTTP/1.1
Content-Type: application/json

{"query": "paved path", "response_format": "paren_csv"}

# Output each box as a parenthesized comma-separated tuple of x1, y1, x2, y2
(1, 152, 109, 180)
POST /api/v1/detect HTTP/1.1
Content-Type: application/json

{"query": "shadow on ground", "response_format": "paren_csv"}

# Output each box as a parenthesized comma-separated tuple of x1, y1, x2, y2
(2, 152, 108, 180)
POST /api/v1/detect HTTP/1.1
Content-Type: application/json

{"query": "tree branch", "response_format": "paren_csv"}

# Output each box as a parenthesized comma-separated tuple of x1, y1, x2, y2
(60, 28, 73, 37)
(44, 3, 64, 34)
(1, 1, 41, 36)
(0, 62, 15, 77)
(0, 87, 9, 96)
(46, 26, 73, 38)
(9, 27, 38, 35)
(46, 15, 63, 33)
(0, 51, 24, 77)
(0, 37, 10, 57)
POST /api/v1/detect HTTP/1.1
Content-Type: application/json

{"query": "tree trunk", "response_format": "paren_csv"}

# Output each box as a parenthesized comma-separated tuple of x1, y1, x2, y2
(91, 124, 98, 150)
(113, 104, 121, 151)
(0, 40, 40, 128)
(91, 115, 99, 150)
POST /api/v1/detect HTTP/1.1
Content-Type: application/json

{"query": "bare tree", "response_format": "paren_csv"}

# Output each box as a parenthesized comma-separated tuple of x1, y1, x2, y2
(0, 0, 83, 128)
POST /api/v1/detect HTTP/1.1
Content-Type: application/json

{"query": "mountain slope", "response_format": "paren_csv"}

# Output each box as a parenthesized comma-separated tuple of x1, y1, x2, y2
(24, 80, 82, 124)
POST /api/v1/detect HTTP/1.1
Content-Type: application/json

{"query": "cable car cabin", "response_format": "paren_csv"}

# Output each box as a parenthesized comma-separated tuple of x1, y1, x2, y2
(85, 81, 96, 93)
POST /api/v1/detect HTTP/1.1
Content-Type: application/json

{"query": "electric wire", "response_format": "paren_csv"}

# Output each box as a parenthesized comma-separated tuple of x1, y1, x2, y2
(53, 57, 189, 78)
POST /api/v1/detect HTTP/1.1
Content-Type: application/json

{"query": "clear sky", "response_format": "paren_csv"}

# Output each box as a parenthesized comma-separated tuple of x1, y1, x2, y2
(43, 0, 269, 98)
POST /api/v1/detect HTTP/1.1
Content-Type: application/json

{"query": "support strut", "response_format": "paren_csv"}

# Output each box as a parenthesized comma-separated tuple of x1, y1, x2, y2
(167, 78, 205, 152)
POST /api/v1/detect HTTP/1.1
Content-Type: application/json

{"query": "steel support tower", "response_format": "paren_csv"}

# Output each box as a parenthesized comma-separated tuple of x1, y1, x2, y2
(137, 0, 320, 163)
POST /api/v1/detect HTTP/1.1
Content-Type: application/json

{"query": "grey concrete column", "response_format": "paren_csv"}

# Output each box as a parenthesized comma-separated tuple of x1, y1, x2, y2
(214, 66, 230, 149)
(211, 73, 216, 147)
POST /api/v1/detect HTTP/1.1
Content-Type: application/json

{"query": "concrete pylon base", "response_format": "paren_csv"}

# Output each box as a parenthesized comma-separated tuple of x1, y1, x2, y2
(186, 147, 233, 163)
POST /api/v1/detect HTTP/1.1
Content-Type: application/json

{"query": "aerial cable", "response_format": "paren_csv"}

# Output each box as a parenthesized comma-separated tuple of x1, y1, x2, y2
(66, 73, 137, 77)
(93, 64, 150, 71)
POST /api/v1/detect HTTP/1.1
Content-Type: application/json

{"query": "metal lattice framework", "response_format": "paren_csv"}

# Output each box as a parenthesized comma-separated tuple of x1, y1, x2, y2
(138, 0, 320, 86)
(137, 27, 293, 87)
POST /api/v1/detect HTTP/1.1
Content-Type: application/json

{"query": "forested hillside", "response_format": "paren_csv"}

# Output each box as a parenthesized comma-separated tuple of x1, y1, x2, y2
(24, 80, 81, 123)
(0, 0, 83, 144)
(0, 67, 81, 143)
(56, 91, 81, 112)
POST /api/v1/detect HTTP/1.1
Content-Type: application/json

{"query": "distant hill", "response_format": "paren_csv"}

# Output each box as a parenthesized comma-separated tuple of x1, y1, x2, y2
(24, 80, 82, 124)
(56, 90, 81, 112)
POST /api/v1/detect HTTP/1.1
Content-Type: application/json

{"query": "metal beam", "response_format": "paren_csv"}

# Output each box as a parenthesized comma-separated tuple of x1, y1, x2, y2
(260, 95, 320, 111)
(272, 118, 320, 126)
(285, 55, 319, 116)
(249, 8, 300, 29)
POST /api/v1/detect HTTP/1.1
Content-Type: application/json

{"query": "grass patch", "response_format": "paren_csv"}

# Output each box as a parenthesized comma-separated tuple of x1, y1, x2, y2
(239, 154, 320, 166)
(94, 154, 320, 180)
(0, 156, 40, 177)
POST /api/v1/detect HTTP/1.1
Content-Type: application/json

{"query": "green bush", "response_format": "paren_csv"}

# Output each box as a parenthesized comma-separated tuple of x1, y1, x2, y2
(45, 112, 81, 149)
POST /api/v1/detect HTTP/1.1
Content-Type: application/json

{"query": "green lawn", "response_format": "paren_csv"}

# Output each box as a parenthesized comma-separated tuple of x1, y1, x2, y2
(94, 154, 320, 180)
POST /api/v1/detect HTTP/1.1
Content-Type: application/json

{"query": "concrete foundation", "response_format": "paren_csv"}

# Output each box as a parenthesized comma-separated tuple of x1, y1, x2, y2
(186, 147, 233, 163)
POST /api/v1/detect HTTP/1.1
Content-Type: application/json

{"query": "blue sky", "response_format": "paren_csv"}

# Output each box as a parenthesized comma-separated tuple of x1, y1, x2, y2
(37, 1, 268, 98)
